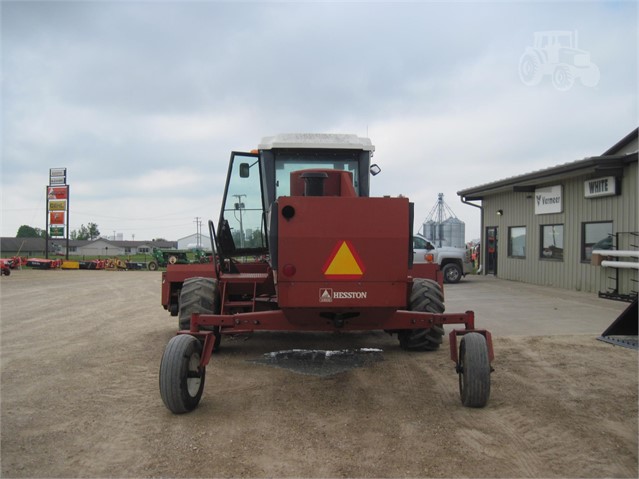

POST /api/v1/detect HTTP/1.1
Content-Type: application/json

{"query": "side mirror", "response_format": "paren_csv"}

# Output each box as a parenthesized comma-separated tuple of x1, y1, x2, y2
(239, 163, 250, 178)
(370, 164, 381, 176)
(426, 242, 435, 251)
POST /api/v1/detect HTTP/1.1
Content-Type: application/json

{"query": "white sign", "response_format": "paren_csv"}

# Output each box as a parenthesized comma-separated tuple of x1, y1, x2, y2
(49, 167, 66, 177)
(49, 177, 66, 186)
(584, 176, 617, 198)
(535, 185, 562, 214)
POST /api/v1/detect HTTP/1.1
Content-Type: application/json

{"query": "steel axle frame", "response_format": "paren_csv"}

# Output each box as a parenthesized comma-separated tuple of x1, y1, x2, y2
(178, 309, 495, 370)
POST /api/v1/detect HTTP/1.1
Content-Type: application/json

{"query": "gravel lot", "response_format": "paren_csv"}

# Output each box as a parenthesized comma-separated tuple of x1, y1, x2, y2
(1, 269, 637, 478)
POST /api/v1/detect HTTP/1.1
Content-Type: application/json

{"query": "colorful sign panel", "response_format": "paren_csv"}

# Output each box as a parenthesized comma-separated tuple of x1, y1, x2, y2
(48, 186, 68, 200)
(45, 170, 69, 256)
(49, 200, 66, 211)
(49, 226, 65, 237)
(50, 212, 65, 224)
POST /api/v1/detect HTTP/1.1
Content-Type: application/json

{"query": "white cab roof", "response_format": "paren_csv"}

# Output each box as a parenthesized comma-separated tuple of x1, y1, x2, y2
(259, 133, 374, 152)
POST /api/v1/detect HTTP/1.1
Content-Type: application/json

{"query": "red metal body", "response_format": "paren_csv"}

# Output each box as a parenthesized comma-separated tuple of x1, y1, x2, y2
(166, 191, 493, 369)
(159, 137, 496, 413)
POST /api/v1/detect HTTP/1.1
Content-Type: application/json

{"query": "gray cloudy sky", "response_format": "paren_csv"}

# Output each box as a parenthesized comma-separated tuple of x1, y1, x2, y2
(2, 0, 637, 242)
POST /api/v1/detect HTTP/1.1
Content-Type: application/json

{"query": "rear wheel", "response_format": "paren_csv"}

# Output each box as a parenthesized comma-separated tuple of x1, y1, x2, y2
(178, 277, 222, 350)
(398, 278, 445, 351)
(458, 332, 491, 407)
(159, 334, 206, 414)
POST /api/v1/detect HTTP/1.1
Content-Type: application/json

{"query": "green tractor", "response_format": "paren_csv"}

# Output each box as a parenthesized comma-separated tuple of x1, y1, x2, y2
(147, 248, 191, 271)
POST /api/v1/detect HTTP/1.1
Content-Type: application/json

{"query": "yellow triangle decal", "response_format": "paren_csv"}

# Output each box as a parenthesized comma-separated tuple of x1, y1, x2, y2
(324, 241, 363, 276)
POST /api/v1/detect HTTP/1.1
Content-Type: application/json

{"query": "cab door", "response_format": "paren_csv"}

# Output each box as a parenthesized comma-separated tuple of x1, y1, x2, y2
(217, 152, 268, 257)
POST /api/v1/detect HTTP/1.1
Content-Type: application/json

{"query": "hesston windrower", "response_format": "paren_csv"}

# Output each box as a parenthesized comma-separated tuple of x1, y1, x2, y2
(159, 134, 494, 413)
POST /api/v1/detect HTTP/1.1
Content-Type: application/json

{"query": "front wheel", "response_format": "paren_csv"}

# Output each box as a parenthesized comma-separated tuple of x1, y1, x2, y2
(159, 335, 206, 414)
(147, 261, 158, 271)
(458, 332, 491, 407)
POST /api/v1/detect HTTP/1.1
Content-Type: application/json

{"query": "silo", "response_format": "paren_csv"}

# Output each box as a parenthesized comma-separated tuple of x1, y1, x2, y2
(442, 217, 465, 248)
(420, 193, 466, 248)
(422, 220, 437, 241)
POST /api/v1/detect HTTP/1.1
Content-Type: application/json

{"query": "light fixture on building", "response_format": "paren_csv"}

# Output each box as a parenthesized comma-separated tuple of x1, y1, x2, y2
(496, 209, 504, 216)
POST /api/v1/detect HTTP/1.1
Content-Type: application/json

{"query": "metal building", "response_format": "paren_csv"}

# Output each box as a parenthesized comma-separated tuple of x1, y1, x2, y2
(457, 128, 638, 298)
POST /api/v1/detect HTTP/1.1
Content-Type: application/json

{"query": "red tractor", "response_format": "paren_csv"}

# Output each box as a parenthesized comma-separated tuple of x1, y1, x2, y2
(159, 133, 493, 413)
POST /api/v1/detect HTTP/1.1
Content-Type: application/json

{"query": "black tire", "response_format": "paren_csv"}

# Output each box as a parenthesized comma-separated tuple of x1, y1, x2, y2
(148, 261, 158, 271)
(159, 335, 206, 414)
(398, 278, 445, 351)
(442, 263, 463, 284)
(178, 277, 220, 330)
(458, 332, 491, 408)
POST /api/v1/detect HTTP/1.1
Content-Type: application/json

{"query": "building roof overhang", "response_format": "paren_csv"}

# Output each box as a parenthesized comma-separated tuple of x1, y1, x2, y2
(457, 152, 637, 201)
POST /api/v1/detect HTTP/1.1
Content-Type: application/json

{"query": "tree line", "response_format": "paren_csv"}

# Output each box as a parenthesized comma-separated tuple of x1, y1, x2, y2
(16, 223, 101, 240)
(15, 224, 168, 242)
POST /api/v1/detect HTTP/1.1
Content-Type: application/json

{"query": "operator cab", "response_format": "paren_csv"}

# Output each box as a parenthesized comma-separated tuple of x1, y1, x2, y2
(215, 134, 378, 264)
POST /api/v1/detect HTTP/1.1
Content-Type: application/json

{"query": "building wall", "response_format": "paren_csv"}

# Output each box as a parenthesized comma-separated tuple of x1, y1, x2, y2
(75, 240, 125, 257)
(177, 233, 212, 250)
(481, 161, 637, 294)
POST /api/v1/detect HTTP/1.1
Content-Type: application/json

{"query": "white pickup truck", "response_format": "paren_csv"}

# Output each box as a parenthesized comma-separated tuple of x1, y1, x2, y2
(413, 234, 473, 284)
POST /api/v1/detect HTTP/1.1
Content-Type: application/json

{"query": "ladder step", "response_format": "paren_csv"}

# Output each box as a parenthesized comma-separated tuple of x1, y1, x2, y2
(224, 301, 254, 308)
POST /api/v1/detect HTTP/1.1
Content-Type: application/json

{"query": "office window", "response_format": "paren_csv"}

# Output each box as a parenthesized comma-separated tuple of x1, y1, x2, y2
(582, 221, 613, 261)
(508, 226, 526, 258)
(541, 224, 564, 260)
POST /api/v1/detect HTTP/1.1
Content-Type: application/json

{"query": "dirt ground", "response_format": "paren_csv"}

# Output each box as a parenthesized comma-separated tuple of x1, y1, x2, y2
(1, 270, 637, 478)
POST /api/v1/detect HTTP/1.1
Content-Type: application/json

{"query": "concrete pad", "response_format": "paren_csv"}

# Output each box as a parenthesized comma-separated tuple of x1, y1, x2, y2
(444, 274, 630, 337)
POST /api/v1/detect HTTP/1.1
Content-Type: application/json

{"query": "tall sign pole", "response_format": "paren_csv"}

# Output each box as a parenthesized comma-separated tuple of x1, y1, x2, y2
(46, 168, 69, 260)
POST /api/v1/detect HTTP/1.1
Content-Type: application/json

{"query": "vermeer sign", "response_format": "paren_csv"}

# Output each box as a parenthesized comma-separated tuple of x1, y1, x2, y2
(535, 185, 562, 215)
(584, 176, 617, 198)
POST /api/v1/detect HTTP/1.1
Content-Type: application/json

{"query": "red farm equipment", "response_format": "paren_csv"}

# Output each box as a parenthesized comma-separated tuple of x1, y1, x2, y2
(159, 133, 494, 413)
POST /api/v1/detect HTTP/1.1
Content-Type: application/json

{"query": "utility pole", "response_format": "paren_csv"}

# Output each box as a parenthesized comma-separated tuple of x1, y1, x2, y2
(194, 217, 202, 248)
(233, 194, 246, 248)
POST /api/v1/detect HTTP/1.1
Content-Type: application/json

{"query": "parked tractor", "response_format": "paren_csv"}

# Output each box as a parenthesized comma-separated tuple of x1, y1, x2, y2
(159, 133, 494, 413)
(147, 247, 191, 271)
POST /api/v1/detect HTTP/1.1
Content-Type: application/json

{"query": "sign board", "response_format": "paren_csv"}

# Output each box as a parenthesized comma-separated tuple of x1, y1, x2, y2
(50, 212, 65, 224)
(49, 226, 65, 237)
(584, 176, 617, 198)
(49, 176, 66, 186)
(48, 186, 68, 200)
(49, 168, 67, 177)
(49, 167, 67, 186)
(45, 170, 69, 259)
(535, 185, 563, 215)
(49, 200, 66, 211)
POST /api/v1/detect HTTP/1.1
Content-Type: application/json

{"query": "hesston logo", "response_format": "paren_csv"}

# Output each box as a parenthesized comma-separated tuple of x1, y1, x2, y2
(322, 240, 365, 280)
(319, 288, 367, 303)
